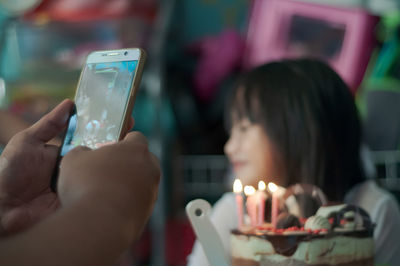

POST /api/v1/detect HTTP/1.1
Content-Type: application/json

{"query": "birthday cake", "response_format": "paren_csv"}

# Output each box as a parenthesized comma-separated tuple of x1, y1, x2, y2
(231, 185, 374, 266)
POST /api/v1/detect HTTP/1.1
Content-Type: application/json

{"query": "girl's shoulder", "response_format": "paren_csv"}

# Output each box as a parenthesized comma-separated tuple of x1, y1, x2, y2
(345, 180, 399, 218)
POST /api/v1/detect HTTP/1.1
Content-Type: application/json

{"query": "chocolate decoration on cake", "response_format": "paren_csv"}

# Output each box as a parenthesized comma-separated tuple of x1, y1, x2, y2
(276, 212, 301, 229)
(339, 205, 373, 229)
(326, 205, 373, 230)
(283, 184, 328, 218)
(264, 196, 288, 223)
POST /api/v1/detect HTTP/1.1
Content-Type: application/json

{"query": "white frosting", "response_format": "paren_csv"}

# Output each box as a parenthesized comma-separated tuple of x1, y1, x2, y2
(304, 215, 331, 231)
(316, 204, 347, 218)
(344, 211, 355, 219)
(292, 236, 373, 264)
(286, 195, 302, 217)
(343, 210, 365, 230)
(231, 234, 275, 261)
(231, 234, 373, 264)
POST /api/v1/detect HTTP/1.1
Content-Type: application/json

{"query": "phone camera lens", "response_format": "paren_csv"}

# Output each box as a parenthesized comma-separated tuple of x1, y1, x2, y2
(124, 51, 128, 56)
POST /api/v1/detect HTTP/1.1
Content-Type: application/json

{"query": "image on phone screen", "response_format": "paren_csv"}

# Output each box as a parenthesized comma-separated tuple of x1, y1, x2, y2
(60, 60, 138, 156)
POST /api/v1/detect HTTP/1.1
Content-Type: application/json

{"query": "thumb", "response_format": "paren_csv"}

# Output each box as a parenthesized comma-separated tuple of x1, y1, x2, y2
(121, 131, 148, 147)
(64, 145, 92, 158)
(27, 99, 74, 143)
(60, 145, 92, 170)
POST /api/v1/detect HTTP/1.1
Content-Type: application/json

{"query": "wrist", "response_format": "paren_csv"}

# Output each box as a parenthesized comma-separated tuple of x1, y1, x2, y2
(0, 195, 137, 266)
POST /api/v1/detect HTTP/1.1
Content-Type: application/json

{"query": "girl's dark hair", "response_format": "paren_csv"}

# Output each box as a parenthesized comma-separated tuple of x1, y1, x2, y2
(225, 58, 365, 201)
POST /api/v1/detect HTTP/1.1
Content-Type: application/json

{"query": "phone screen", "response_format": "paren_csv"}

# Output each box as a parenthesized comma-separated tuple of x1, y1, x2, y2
(60, 60, 138, 156)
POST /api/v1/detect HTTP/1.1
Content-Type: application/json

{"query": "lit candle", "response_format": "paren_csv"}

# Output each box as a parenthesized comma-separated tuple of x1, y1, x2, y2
(233, 179, 244, 229)
(268, 182, 279, 228)
(244, 185, 257, 226)
(257, 181, 268, 225)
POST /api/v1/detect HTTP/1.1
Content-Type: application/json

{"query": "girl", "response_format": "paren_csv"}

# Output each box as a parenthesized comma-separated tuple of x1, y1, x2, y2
(188, 59, 400, 265)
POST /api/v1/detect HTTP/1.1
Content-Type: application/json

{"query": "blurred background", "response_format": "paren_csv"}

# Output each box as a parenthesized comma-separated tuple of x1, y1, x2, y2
(0, 0, 400, 265)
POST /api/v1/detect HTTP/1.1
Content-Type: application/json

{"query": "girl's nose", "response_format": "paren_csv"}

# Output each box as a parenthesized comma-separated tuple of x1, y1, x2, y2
(224, 134, 237, 157)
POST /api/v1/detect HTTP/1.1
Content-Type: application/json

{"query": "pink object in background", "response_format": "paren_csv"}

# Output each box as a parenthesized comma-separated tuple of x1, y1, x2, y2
(244, 186, 258, 226)
(271, 193, 278, 228)
(235, 194, 244, 228)
(268, 182, 279, 228)
(233, 179, 244, 229)
(244, 0, 379, 93)
(26, 0, 157, 22)
(190, 29, 245, 102)
(256, 181, 267, 226)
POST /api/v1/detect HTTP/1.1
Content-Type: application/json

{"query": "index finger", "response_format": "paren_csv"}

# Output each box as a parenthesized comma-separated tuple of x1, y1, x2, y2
(27, 99, 74, 143)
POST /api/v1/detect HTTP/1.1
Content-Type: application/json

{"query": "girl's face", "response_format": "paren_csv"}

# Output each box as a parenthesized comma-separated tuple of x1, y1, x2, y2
(224, 117, 282, 187)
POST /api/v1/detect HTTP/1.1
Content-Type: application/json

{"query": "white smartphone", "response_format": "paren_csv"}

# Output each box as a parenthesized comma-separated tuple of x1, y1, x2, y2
(51, 48, 146, 190)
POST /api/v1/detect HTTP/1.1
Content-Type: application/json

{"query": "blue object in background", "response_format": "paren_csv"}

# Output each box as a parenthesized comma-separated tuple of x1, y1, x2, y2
(173, 0, 249, 45)
(132, 89, 176, 139)
(0, 10, 22, 82)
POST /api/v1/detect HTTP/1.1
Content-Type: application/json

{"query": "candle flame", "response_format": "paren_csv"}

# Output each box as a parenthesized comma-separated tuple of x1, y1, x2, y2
(268, 182, 278, 193)
(258, 181, 266, 191)
(233, 179, 243, 193)
(244, 185, 256, 196)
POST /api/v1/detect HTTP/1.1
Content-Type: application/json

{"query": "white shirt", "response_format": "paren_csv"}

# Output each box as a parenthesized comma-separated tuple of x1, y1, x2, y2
(187, 180, 400, 266)
(345, 180, 400, 265)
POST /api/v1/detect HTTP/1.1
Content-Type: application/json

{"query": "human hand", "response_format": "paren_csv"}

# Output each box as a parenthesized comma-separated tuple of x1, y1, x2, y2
(0, 110, 30, 145)
(0, 99, 74, 235)
(58, 131, 160, 241)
